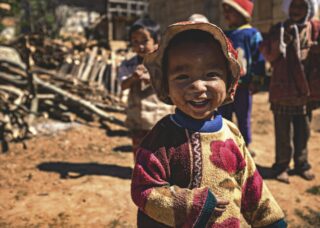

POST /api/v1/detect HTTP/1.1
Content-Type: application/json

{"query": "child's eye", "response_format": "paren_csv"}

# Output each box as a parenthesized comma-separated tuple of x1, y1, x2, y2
(175, 74, 189, 80)
(206, 72, 222, 78)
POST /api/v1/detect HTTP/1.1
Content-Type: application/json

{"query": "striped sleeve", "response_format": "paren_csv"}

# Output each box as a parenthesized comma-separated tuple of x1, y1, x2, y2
(131, 148, 217, 227)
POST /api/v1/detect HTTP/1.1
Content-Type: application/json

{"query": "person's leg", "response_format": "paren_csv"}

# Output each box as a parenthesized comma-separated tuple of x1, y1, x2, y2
(233, 87, 252, 146)
(292, 114, 315, 180)
(272, 112, 293, 183)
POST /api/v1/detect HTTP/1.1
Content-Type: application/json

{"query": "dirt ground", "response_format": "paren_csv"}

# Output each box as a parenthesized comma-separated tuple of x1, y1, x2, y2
(0, 92, 319, 228)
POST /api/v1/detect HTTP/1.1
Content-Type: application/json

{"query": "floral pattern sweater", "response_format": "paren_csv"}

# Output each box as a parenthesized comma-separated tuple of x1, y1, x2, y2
(131, 110, 286, 228)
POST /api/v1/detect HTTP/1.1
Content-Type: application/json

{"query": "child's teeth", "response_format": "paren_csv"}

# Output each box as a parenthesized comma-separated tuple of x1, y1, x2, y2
(191, 100, 207, 105)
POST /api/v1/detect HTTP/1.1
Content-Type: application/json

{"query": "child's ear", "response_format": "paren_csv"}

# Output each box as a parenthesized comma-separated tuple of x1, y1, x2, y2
(154, 44, 159, 50)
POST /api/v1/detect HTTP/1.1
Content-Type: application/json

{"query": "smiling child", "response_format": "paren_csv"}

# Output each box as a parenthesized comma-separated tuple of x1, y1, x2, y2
(131, 21, 287, 228)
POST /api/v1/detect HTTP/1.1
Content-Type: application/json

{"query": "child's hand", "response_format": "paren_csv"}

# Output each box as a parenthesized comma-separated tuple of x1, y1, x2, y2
(133, 64, 150, 82)
(214, 198, 229, 216)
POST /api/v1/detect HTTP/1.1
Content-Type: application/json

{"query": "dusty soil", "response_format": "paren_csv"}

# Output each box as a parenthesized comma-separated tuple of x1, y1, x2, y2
(0, 92, 319, 228)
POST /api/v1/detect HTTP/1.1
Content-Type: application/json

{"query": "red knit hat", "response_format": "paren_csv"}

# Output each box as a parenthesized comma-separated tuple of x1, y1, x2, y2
(222, 0, 254, 20)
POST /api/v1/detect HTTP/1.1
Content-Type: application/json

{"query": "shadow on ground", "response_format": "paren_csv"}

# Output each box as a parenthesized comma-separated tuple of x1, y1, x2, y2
(99, 119, 130, 137)
(106, 129, 129, 137)
(256, 164, 276, 179)
(113, 145, 132, 153)
(37, 162, 132, 179)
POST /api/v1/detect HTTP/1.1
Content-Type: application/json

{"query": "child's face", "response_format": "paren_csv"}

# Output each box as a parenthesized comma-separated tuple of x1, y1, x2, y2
(222, 4, 246, 28)
(289, 0, 308, 22)
(131, 28, 157, 58)
(167, 39, 228, 120)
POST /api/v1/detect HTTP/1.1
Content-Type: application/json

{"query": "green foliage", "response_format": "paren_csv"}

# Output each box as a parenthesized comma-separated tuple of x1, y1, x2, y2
(0, 0, 20, 16)
(306, 185, 320, 196)
(1, 0, 59, 37)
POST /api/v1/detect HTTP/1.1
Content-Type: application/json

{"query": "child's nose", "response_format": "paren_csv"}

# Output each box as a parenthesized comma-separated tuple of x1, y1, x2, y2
(190, 80, 207, 92)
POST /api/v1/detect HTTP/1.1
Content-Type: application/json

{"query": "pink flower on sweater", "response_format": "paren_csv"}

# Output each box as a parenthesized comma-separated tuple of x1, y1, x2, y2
(209, 139, 246, 174)
(208, 217, 240, 228)
(241, 170, 263, 212)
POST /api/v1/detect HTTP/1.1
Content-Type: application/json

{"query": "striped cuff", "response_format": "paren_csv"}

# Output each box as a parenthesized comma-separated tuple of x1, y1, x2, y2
(194, 190, 217, 228)
(264, 219, 287, 228)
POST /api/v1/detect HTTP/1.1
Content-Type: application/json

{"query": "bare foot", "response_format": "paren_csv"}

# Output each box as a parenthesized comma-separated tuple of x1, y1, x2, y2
(276, 171, 290, 184)
(299, 169, 315, 181)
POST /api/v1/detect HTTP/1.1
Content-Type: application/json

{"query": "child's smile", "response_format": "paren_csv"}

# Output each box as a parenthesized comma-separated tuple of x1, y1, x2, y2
(167, 39, 228, 120)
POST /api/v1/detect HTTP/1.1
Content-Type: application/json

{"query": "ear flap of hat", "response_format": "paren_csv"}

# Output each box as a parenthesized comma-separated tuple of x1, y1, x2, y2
(222, 37, 240, 106)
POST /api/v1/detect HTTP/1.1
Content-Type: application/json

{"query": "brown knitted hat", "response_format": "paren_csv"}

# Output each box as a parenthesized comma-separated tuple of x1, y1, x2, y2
(144, 21, 241, 105)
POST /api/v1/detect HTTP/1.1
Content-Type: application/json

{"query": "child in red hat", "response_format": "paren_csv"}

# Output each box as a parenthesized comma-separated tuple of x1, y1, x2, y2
(260, 0, 320, 183)
(218, 0, 266, 157)
(131, 21, 286, 228)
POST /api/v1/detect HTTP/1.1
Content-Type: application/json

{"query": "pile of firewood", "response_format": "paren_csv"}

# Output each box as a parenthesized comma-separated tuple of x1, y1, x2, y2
(0, 48, 32, 152)
(0, 36, 126, 152)
(57, 44, 122, 97)
(32, 67, 123, 122)
(11, 35, 71, 69)
(0, 85, 31, 151)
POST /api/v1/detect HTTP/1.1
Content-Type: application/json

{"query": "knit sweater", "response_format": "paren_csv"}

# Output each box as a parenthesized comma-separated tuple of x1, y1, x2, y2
(131, 110, 286, 227)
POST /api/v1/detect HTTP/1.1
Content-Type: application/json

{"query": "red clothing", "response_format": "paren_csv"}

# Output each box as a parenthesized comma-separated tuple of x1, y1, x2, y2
(131, 114, 285, 227)
(260, 19, 320, 111)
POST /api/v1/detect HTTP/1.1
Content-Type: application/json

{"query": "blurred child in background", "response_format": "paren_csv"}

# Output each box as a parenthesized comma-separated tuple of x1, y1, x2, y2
(118, 18, 174, 160)
(218, 0, 266, 157)
(260, 0, 320, 183)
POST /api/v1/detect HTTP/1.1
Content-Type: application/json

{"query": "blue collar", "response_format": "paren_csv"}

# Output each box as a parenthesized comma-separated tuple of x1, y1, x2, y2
(171, 109, 223, 133)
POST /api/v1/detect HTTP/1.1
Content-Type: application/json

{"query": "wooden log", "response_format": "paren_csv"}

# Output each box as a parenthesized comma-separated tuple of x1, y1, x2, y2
(0, 85, 25, 98)
(88, 59, 103, 82)
(0, 62, 27, 77)
(81, 47, 98, 81)
(97, 63, 107, 85)
(76, 54, 87, 79)
(0, 72, 28, 87)
(0, 59, 26, 71)
(33, 74, 118, 121)
(37, 94, 56, 100)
